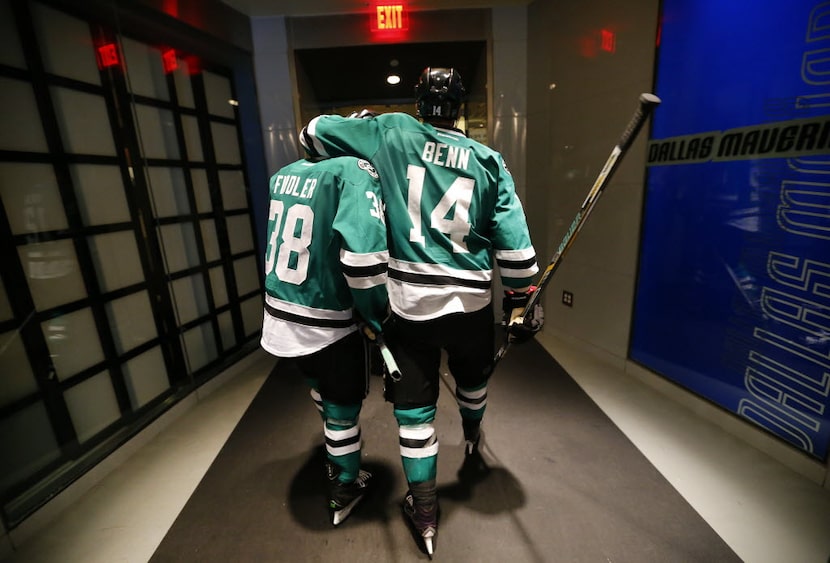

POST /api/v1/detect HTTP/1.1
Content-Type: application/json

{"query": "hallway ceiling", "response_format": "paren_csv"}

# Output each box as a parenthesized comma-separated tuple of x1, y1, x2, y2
(219, 0, 507, 107)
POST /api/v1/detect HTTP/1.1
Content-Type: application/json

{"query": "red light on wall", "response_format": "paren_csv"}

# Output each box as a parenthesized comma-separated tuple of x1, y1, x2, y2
(162, 0, 179, 17)
(600, 29, 616, 53)
(371, 4, 408, 32)
(97, 43, 120, 69)
(185, 54, 202, 75)
(162, 48, 178, 73)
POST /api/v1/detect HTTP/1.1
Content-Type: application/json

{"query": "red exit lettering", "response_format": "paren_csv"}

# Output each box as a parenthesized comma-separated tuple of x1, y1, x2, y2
(373, 4, 408, 31)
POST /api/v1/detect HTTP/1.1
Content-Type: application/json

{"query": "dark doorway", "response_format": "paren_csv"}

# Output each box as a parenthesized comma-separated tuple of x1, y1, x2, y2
(294, 41, 487, 135)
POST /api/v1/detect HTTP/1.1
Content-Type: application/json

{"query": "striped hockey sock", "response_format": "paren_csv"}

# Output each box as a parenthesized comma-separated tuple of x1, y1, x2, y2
(395, 405, 438, 483)
(323, 401, 362, 482)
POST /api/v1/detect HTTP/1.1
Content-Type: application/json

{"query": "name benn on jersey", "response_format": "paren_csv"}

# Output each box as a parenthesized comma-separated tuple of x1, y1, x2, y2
(421, 141, 470, 170)
(273, 174, 316, 199)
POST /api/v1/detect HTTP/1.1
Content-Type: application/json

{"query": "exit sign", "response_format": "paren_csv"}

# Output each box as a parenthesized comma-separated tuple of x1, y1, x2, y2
(371, 4, 409, 32)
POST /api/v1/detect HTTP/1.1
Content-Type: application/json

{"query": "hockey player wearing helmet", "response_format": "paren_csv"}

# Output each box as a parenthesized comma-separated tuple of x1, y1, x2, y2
(301, 67, 542, 556)
(414, 66, 466, 122)
(260, 154, 389, 527)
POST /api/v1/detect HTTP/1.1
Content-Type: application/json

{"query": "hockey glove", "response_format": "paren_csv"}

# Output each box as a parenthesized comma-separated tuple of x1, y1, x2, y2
(356, 314, 402, 380)
(502, 286, 544, 344)
(356, 310, 394, 343)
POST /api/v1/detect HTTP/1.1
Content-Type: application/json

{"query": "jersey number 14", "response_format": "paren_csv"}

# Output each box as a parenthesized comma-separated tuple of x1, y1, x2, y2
(406, 164, 473, 253)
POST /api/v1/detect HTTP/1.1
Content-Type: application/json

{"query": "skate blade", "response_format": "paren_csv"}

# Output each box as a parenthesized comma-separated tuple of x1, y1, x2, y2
(424, 536, 434, 557)
(422, 528, 436, 557)
(331, 495, 364, 526)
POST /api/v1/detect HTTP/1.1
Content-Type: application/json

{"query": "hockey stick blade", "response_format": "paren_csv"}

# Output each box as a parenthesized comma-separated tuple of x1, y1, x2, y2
(493, 93, 661, 366)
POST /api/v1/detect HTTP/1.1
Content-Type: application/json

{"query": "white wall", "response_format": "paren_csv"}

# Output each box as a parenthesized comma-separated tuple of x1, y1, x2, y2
(250, 16, 300, 176)
(526, 0, 659, 361)
(491, 6, 528, 202)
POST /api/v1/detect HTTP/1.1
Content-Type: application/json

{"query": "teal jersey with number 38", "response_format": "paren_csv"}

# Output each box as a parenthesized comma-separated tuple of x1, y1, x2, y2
(260, 156, 388, 357)
(302, 112, 538, 320)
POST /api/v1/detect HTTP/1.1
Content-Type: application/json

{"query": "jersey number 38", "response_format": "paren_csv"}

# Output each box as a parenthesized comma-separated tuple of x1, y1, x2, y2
(265, 200, 312, 285)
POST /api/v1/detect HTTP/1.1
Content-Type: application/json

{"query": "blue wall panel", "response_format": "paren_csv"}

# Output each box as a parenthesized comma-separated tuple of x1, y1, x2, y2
(631, 0, 830, 459)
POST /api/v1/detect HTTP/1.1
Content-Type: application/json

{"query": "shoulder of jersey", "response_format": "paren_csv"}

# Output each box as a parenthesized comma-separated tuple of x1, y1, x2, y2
(282, 159, 310, 174)
(376, 111, 418, 127)
(304, 155, 352, 175)
(464, 139, 512, 176)
(321, 155, 378, 179)
(355, 158, 379, 179)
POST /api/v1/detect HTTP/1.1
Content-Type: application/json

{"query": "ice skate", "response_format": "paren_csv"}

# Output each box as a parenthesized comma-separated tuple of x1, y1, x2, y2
(326, 462, 372, 526)
(462, 418, 481, 456)
(459, 422, 489, 484)
(458, 444, 490, 484)
(464, 434, 479, 456)
(402, 484, 438, 558)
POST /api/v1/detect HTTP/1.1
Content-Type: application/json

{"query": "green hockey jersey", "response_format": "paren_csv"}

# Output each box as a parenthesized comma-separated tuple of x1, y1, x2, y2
(301, 112, 538, 320)
(260, 156, 388, 357)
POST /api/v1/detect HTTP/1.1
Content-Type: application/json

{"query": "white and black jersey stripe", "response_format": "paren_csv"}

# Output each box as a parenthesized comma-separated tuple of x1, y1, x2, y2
(261, 294, 357, 357)
(494, 248, 539, 281)
(340, 248, 388, 290)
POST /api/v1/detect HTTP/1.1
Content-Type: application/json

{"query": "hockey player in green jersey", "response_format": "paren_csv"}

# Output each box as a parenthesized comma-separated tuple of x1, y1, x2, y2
(260, 154, 389, 527)
(300, 67, 543, 556)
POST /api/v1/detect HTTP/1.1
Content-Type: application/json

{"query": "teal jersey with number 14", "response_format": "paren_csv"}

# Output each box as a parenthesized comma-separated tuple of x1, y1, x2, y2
(302, 112, 538, 320)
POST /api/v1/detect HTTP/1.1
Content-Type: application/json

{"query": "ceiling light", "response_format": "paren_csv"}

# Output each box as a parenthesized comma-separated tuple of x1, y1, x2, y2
(386, 74, 401, 85)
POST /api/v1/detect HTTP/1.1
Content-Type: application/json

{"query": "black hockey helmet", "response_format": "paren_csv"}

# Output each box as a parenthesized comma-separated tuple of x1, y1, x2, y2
(414, 67, 466, 120)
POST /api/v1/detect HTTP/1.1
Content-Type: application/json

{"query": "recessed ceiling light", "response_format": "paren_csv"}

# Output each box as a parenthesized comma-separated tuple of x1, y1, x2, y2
(387, 74, 401, 85)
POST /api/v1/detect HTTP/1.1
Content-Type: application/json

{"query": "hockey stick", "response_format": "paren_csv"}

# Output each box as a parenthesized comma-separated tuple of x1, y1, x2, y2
(376, 334, 402, 381)
(359, 323, 402, 381)
(493, 93, 662, 366)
